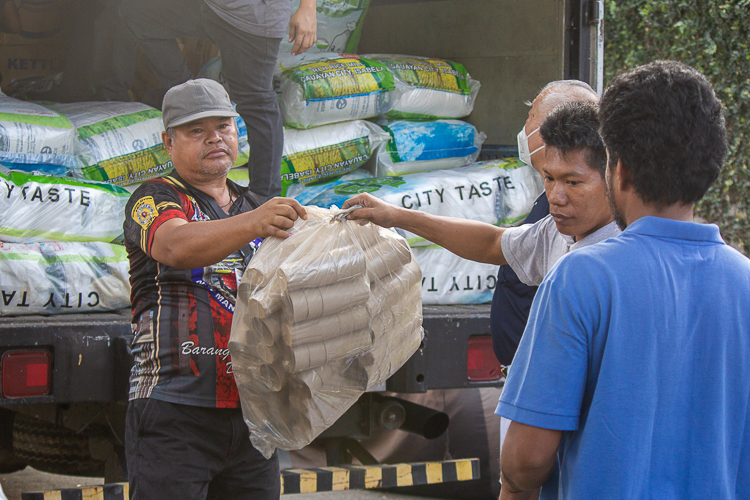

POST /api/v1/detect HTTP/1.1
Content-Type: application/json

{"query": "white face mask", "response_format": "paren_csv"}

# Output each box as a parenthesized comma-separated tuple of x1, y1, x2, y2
(517, 126, 544, 168)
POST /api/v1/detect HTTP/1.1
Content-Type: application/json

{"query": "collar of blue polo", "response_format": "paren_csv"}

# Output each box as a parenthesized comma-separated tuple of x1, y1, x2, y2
(624, 216, 724, 244)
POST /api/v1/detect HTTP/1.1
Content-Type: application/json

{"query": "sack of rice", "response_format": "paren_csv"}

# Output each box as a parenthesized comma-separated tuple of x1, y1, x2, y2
(230, 205, 422, 458)
(278, 53, 394, 128)
(371, 119, 486, 177)
(365, 54, 480, 120)
(280, 120, 388, 195)
(0, 167, 130, 243)
(0, 93, 77, 174)
(280, 0, 370, 55)
(0, 240, 131, 316)
(305, 158, 544, 246)
(46, 101, 170, 186)
(413, 246, 499, 305)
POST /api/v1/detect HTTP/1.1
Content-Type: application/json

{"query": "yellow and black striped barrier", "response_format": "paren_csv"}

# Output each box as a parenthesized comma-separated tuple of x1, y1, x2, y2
(22, 458, 480, 499)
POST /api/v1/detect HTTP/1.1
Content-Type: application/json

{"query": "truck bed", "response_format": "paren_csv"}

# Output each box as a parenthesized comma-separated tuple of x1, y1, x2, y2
(0, 304, 496, 405)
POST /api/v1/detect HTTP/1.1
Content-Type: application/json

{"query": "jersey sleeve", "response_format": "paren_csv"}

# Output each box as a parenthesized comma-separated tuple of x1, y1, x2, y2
(495, 258, 591, 431)
(124, 180, 189, 258)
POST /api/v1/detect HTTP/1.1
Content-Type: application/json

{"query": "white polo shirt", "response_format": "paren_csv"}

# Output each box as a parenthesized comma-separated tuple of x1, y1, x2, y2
(501, 214, 622, 286)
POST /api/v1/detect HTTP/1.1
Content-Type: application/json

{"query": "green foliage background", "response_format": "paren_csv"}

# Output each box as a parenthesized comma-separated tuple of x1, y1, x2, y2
(604, 0, 750, 254)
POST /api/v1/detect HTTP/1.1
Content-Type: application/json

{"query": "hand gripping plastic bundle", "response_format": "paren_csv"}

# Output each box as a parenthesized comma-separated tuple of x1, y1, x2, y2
(229, 206, 423, 458)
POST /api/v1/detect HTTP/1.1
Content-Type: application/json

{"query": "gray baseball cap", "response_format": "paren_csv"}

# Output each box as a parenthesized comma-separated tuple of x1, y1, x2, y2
(161, 79, 239, 129)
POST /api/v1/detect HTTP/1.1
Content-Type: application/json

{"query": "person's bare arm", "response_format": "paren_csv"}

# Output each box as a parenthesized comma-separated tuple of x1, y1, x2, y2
(150, 197, 307, 269)
(343, 193, 508, 265)
(288, 0, 317, 56)
(499, 422, 562, 500)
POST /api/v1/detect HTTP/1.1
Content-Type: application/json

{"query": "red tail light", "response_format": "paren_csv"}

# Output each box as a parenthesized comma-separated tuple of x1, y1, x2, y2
(2, 350, 52, 398)
(467, 336, 503, 381)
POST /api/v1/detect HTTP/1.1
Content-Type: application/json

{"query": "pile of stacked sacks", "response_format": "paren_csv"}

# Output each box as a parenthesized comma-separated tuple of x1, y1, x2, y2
(0, 82, 257, 317)
(0, 93, 202, 316)
(257, 47, 543, 304)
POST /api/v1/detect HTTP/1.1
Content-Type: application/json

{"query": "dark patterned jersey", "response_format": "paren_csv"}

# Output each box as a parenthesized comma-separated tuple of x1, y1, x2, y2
(123, 172, 263, 408)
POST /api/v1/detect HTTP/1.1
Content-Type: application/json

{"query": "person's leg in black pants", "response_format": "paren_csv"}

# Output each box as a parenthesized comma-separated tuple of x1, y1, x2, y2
(202, 6, 284, 200)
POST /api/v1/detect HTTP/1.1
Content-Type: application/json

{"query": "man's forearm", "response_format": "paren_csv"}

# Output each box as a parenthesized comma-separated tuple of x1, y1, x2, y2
(392, 208, 508, 265)
(151, 212, 264, 269)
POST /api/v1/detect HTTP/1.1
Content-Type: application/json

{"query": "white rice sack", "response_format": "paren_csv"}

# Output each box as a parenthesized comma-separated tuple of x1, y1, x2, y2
(46, 101, 170, 186)
(364, 55, 480, 120)
(281, 120, 388, 195)
(0, 167, 130, 243)
(371, 119, 486, 177)
(279, 0, 370, 55)
(306, 158, 544, 246)
(413, 246, 498, 305)
(0, 93, 77, 174)
(278, 53, 394, 128)
(0, 241, 130, 316)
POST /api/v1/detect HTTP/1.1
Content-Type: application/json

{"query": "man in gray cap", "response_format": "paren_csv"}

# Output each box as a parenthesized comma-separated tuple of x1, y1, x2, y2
(123, 78, 307, 499)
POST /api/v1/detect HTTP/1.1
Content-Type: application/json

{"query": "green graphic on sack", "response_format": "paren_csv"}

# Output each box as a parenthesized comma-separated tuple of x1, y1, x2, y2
(482, 157, 524, 171)
(379, 57, 471, 95)
(0, 110, 73, 129)
(281, 137, 371, 193)
(379, 125, 402, 164)
(286, 57, 394, 101)
(76, 109, 162, 140)
(317, 0, 369, 16)
(81, 144, 173, 186)
(333, 176, 406, 195)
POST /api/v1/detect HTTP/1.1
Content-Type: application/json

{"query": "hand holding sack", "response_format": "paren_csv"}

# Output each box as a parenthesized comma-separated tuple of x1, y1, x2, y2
(229, 206, 423, 458)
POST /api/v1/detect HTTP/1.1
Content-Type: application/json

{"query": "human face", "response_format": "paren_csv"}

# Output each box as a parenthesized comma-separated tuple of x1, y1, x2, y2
(163, 116, 238, 182)
(543, 148, 613, 240)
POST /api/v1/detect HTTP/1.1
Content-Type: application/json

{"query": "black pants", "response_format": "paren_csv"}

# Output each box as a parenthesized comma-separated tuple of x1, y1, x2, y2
(125, 398, 280, 500)
(119, 0, 284, 199)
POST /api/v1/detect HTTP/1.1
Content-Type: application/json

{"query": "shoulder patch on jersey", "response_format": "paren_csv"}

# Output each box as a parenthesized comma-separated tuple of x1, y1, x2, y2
(132, 196, 158, 229)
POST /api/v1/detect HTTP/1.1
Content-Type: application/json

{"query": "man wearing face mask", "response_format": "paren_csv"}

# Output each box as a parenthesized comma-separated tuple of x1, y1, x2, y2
(343, 99, 620, 297)
(492, 80, 599, 368)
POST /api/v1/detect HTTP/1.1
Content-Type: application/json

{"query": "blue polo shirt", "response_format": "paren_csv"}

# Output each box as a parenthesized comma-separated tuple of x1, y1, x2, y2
(496, 217, 750, 499)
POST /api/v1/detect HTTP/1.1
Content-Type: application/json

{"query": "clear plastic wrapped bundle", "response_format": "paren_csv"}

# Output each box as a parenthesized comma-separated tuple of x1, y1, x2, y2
(229, 206, 423, 458)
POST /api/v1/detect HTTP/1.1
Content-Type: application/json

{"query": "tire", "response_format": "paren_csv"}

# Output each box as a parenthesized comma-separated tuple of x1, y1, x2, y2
(12, 414, 105, 477)
(0, 409, 26, 473)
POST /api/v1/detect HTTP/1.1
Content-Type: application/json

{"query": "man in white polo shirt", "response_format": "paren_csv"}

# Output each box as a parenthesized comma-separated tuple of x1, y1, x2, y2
(343, 100, 620, 287)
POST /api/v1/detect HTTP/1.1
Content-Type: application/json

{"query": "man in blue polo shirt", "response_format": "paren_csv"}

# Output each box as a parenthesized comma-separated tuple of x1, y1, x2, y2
(496, 60, 750, 499)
